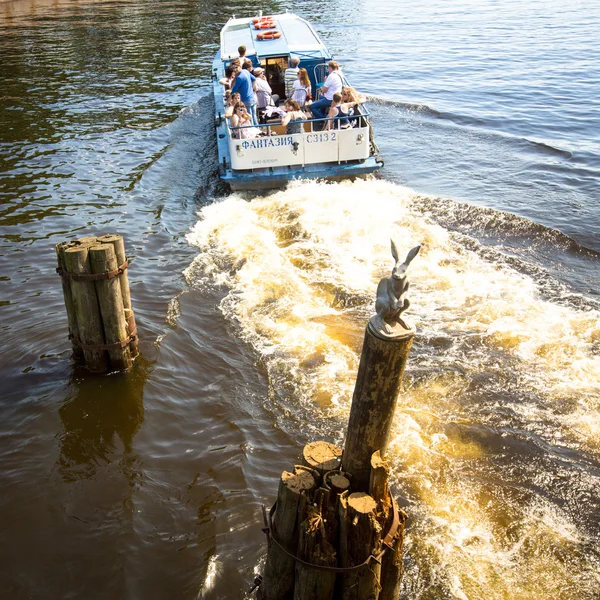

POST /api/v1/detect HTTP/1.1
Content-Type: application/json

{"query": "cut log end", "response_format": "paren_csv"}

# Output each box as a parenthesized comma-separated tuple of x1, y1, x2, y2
(76, 236, 99, 245)
(303, 441, 342, 472)
(347, 492, 377, 515)
(329, 473, 350, 493)
(282, 468, 315, 494)
(97, 234, 122, 244)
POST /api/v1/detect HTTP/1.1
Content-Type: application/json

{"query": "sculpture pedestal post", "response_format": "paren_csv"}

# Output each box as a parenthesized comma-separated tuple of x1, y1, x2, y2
(257, 241, 419, 600)
(341, 320, 415, 493)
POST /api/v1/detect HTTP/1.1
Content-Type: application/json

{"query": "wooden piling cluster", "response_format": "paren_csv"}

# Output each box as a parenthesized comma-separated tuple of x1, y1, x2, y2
(56, 234, 138, 373)
(258, 442, 407, 600)
(258, 324, 414, 600)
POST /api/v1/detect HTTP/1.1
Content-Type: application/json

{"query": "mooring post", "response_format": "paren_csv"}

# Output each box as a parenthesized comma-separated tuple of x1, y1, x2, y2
(89, 243, 133, 371)
(57, 234, 138, 373)
(63, 243, 108, 373)
(259, 467, 317, 600)
(56, 241, 83, 361)
(257, 242, 419, 600)
(341, 325, 414, 491)
(342, 242, 420, 492)
(339, 492, 381, 600)
(98, 234, 138, 358)
(370, 451, 407, 600)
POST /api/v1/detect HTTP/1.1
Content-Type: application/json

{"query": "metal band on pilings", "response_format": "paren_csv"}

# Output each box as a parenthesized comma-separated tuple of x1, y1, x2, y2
(68, 312, 138, 351)
(261, 494, 402, 574)
(56, 259, 130, 282)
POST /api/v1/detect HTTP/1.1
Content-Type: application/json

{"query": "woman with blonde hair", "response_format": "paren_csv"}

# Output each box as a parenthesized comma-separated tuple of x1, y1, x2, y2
(326, 88, 366, 130)
(292, 68, 312, 106)
(337, 86, 367, 127)
(341, 86, 366, 104)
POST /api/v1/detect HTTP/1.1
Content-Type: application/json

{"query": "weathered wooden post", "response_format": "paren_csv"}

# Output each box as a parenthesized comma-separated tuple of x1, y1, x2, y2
(56, 241, 83, 361)
(342, 243, 420, 491)
(339, 492, 381, 600)
(63, 243, 108, 373)
(98, 234, 138, 358)
(370, 451, 407, 600)
(89, 243, 132, 371)
(293, 492, 337, 600)
(56, 234, 138, 373)
(257, 241, 419, 600)
(259, 466, 317, 600)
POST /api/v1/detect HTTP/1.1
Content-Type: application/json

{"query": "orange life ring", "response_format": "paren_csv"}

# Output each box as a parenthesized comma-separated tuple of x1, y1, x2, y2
(252, 16, 274, 23)
(257, 30, 282, 40)
(255, 20, 276, 29)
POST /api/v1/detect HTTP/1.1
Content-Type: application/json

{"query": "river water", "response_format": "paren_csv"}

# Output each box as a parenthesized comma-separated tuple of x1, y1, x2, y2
(1, 0, 599, 598)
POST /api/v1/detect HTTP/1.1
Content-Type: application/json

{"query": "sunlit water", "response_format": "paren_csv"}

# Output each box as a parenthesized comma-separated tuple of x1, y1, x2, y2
(1, 0, 599, 598)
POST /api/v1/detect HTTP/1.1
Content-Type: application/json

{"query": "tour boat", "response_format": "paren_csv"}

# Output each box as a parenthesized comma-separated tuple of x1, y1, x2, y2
(212, 13, 383, 191)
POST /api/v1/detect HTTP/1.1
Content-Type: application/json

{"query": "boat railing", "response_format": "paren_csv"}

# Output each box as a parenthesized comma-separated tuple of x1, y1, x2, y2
(227, 107, 372, 138)
(226, 111, 372, 170)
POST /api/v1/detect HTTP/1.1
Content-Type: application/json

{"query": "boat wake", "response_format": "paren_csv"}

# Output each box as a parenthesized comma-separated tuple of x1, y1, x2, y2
(367, 94, 576, 159)
(185, 178, 600, 599)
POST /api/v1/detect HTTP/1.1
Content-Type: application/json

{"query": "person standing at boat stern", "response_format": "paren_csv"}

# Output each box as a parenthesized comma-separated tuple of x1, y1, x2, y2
(254, 67, 278, 112)
(309, 61, 343, 123)
(231, 63, 259, 126)
(292, 68, 312, 107)
(284, 57, 300, 98)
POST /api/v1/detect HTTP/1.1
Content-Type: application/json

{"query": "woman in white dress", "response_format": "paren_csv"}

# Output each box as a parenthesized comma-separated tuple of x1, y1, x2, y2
(292, 68, 312, 107)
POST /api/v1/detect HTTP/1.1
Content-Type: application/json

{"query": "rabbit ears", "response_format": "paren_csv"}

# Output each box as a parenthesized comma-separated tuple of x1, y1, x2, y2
(391, 240, 421, 265)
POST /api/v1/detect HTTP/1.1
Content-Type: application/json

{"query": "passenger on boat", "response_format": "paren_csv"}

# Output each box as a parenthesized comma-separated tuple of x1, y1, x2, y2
(325, 87, 367, 129)
(244, 60, 261, 120)
(284, 57, 300, 99)
(254, 67, 278, 110)
(219, 65, 236, 91)
(224, 92, 241, 118)
(230, 102, 254, 139)
(237, 45, 247, 65)
(231, 63, 259, 127)
(325, 93, 350, 130)
(281, 99, 307, 134)
(308, 61, 343, 122)
(292, 68, 312, 107)
(341, 87, 366, 105)
(341, 87, 367, 126)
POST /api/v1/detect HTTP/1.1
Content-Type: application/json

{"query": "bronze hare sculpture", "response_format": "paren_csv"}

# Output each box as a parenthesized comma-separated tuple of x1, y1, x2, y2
(371, 241, 420, 336)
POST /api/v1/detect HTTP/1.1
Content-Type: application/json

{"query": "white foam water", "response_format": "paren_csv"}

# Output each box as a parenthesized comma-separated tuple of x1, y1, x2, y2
(186, 178, 600, 598)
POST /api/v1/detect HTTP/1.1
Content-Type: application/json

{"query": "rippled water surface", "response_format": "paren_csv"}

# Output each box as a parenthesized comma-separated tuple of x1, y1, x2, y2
(1, 0, 599, 598)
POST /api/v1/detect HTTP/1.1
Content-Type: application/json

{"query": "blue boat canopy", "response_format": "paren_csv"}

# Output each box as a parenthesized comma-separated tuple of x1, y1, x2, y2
(220, 13, 330, 61)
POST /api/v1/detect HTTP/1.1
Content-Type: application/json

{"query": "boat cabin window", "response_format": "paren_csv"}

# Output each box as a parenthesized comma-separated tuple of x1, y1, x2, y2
(261, 56, 288, 100)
